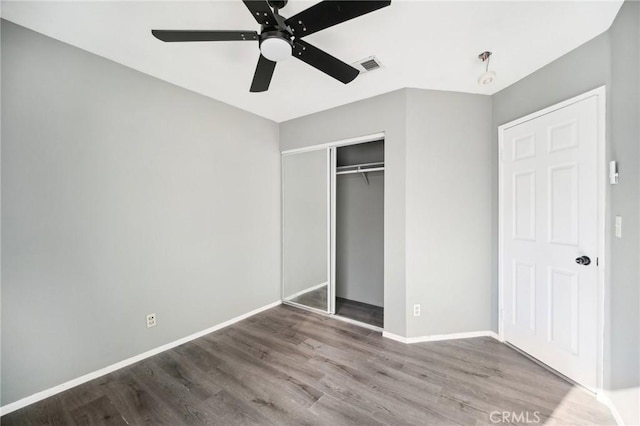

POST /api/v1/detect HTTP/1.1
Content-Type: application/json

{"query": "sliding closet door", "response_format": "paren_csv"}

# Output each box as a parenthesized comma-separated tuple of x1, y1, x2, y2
(282, 149, 330, 313)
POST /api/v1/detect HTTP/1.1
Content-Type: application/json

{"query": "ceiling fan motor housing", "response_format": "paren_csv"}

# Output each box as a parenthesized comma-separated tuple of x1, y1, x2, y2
(259, 30, 293, 47)
(267, 0, 288, 10)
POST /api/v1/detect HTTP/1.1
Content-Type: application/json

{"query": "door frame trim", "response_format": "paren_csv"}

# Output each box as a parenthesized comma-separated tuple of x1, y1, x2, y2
(281, 132, 385, 155)
(497, 86, 607, 394)
(329, 146, 337, 314)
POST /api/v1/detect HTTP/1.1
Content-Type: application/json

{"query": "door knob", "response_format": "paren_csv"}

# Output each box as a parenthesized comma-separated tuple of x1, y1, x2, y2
(575, 256, 591, 266)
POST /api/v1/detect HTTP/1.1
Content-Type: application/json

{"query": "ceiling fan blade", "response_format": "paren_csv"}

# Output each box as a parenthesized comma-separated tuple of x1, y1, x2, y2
(242, 1, 278, 26)
(152, 30, 258, 42)
(293, 40, 359, 84)
(285, 1, 391, 38)
(250, 55, 277, 92)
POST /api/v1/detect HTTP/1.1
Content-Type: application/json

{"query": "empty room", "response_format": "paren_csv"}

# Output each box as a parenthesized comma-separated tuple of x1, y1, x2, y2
(1, 0, 639, 425)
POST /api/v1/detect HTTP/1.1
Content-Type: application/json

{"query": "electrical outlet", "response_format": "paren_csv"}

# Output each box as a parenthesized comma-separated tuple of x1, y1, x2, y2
(146, 313, 157, 328)
(413, 304, 421, 317)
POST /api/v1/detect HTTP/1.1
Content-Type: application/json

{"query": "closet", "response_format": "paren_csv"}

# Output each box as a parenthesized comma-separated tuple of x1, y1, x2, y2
(335, 141, 384, 327)
(281, 137, 384, 329)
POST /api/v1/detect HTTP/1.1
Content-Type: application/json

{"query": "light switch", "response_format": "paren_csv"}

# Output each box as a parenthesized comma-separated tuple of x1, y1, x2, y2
(615, 216, 622, 238)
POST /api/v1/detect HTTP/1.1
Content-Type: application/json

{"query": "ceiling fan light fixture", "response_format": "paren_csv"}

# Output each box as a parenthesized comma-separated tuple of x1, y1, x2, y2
(260, 37, 292, 62)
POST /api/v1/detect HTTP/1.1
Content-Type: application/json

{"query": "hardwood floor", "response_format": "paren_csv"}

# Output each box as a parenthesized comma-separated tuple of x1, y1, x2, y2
(2, 305, 614, 425)
(335, 297, 383, 328)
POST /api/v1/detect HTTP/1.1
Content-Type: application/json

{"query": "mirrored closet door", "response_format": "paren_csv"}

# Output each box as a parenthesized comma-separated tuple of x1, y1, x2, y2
(282, 149, 331, 313)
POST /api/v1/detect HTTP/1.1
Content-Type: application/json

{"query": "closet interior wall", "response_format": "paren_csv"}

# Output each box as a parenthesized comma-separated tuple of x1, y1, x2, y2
(336, 140, 385, 308)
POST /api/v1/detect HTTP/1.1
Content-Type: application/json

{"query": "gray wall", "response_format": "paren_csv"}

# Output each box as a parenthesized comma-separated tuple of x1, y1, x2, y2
(405, 90, 493, 337)
(281, 89, 493, 338)
(337, 140, 384, 166)
(281, 90, 407, 335)
(608, 1, 640, 423)
(336, 171, 384, 307)
(1, 20, 281, 406)
(492, 2, 639, 423)
(282, 150, 328, 299)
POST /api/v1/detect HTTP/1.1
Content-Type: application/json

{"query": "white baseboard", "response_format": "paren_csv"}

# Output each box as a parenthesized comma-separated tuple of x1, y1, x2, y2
(0, 300, 282, 416)
(382, 330, 499, 344)
(283, 282, 327, 301)
(597, 391, 626, 426)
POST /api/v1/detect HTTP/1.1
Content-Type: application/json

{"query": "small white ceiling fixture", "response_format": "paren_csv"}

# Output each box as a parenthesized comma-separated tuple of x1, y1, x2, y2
(260, 36, 292, 62)
(478, 51, 495, 85)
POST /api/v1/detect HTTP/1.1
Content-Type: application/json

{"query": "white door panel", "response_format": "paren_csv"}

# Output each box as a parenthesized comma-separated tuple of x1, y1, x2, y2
(501, 95, 599, 390)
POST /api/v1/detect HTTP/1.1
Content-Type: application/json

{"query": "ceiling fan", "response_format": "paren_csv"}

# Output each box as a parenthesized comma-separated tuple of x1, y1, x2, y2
(151, 0, 391, 92)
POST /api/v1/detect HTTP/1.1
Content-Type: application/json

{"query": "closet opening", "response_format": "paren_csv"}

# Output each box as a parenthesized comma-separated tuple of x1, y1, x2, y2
(334, 140, 384, 328)
(280, 134, 385, 330)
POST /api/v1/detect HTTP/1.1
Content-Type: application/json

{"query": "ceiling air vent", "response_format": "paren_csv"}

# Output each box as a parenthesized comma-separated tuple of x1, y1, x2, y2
(353, 56, 383, 73)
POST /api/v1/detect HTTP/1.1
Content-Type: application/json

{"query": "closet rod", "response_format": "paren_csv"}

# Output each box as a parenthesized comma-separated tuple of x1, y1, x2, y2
(336, 161, 384, 171)
(336, 167, 385, 175)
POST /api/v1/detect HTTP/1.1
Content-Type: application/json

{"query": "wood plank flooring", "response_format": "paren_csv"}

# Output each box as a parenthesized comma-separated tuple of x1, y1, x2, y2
(2, 305, 615, 425)
(335, 297, 384, 328)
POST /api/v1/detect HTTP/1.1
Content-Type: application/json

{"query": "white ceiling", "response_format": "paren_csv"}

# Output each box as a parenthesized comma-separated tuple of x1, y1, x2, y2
(1, 0, 623, 122)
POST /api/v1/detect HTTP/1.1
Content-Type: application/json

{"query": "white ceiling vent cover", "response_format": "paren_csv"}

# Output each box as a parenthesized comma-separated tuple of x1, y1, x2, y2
(353, 56, 383, 73)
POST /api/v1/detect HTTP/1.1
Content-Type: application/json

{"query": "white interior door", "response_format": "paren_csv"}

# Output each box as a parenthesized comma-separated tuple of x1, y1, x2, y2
(500, 93, 601, 390)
